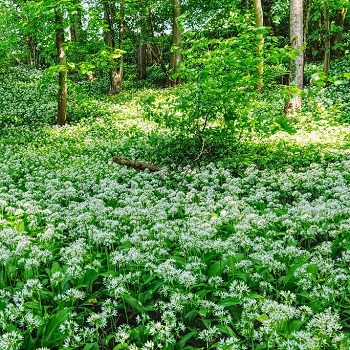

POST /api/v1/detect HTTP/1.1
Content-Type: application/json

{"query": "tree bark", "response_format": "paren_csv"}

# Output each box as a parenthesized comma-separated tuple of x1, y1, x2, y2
(55, 6, 67, 126)
(137, 0, 147, 80)
(70, 0, 83, 43)
(167, 0, 181, 86)
(323, 2, 330, 76)
(103, 0, 123, 94)
(26, 33, 39, 68)
(113, 156, 162, 172)
(288, 0, 304, 112)
(253, 0, 264, 91)
(262, 0, 275, 33)
(333, 5, 347, 56)
(137, 43, 147, 80)
(303, 0, 312, 48)
(148, 10, 169, 79)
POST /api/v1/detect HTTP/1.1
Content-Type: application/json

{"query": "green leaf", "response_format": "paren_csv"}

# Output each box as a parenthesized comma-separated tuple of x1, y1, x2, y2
(175, 332, 197, 349)
(83, 269, 100, 293)
(306, 264, 318, 276)
(198, 307, 207, 317)
(41, 307, 73, 347)
(217, 325, 236, 337)
(202, 318, 212, 328)
(208, 260, 227, 277)
(218, 297, 240, 307)
(122, 294, 147, 314)
(84, 343, 99, 350)
(288, 319, 303, 334)
(276, 116, 296, 135)
(256, 313, 269, 322)
(51, 261, 62, 275)
(106, 334, 115, 344)
(113, 344, 128, 350)
(24, 301, 41, 311)
(16, 220, 25, 232)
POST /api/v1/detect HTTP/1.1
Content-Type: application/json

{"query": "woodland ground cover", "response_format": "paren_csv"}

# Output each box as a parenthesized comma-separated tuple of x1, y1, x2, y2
(1, 67, 350, 349)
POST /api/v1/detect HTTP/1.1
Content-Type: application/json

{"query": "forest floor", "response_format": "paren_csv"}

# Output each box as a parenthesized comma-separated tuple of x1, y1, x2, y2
(1, 66, 350, 349)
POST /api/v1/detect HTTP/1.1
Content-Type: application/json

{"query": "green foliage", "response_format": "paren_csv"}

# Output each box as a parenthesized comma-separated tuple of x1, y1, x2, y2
(1, 103, 350, 348)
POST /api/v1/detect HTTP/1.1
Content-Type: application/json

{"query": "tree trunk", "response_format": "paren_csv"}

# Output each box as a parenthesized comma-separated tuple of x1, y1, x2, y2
(323, 2, 330, 76)
(253, 0, 264, 91)
(26, 33, 39, 68)
(262, 0, 275, 33)
(137, 2, 147, 80)
(55, 6, 67, 126)
(137, 43, 147, 80)
(303, 0, 312, 48)
(117, 0, 124, 92)
(103, 0, 123, 94)
(167, 0, 181, 86)
(333, 6, 347, 56)
(70, 0, 83, 43)
(148, 10, 169, 80)
(288, 0, 304, 112)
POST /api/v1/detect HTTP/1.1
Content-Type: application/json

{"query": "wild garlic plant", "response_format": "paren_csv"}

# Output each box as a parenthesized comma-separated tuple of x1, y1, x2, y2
(1, 119, 350, 350)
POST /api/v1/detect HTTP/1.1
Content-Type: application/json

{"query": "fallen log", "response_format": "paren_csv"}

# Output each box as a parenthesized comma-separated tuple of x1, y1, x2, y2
(112, 156, 163, 172)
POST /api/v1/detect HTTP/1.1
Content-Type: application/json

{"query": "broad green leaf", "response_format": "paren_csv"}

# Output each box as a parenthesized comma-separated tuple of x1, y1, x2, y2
(256, 313, 269, 322)
(83, 269, 100, 292)
(208, 260, 226, 277)
(175, 331, 197, 349)
(41, 307, 73, 347)
(84, 343, 99, 350)
(218, 297, 240, 307)
(288, 320, 303, 333)
(51, 261, 62, 274)
(122, 294, 147, 314)
(217, 325, 236, 337)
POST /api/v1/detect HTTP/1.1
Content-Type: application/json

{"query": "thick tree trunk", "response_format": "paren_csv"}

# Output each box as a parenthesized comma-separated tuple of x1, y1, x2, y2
(323, 2, 330, 76)
(167, 0, 181, 86)
(55, 6, 67, 126)
(254, 0, 264, 91)
(288, 0, 304, 112)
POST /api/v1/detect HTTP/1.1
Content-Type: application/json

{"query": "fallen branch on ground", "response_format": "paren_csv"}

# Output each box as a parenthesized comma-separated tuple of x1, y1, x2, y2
(112, 156, 163, 172)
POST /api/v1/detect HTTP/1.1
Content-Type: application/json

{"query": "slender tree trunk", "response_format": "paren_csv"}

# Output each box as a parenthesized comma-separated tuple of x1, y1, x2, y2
(116, 0, 124, 91)
(103, 0, 123, 94)
(254, 0, 264, 91)
(137, 43, 147, 80)
(167, 0, 181, 86)
(288, 0, 304, 112)
(55, 6, 67, 126)
(137, 1, 147, 80)
(26, 33, 38, 68)
(262, 0, 275, 33)
(70, 0, 83, 43)
(148, 10, 169, 79)
(303, 0, 312, 48)
(323, 2, 330, 76)
(333, 6, 347, 56)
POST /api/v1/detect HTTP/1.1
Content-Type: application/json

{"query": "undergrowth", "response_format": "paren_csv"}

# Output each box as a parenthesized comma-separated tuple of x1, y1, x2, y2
(0, 63, 350, 349)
